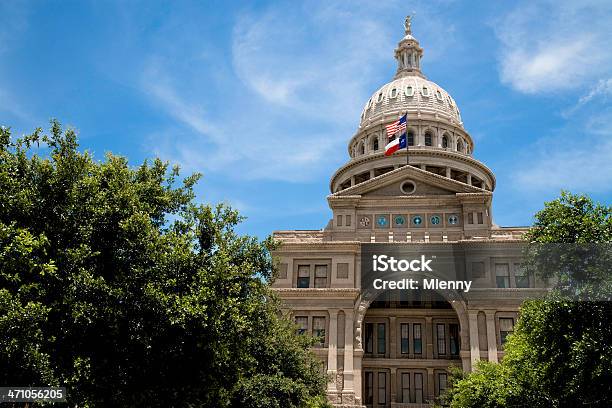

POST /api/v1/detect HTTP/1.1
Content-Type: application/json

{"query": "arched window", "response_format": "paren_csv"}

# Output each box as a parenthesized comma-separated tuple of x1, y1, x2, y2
(442, 134, 449, 148)
(457, 139, 464, 153)
(407, 130, 415, 146)
(425, 131, 433, 147)
(360, 143, 365, 155)
(373, 137, 379, 152)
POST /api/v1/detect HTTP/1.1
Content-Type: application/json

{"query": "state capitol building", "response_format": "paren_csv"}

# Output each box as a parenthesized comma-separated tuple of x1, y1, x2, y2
(271, 17, 548, 408)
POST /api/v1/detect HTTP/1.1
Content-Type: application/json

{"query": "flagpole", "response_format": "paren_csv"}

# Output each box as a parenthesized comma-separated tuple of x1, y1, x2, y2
(405, 111, 409, 167)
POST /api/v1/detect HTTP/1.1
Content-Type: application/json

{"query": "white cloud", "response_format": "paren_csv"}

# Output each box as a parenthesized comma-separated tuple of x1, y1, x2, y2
(513, 110, 612, 193)
(495, 0, 612, 94)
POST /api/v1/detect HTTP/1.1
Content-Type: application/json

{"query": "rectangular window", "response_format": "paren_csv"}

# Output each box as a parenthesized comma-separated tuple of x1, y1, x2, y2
(345, 215, 351, 226)
(297, 265, 310, 288)
(438, 372, 448, 396)
(312, 317, 326, 346)
(449, 324, 459, 355)
(401, 373, 410, 403)
(337, 214, 343, 226)
(365, 372, 373, 404)
(377, 323, 386, 354)
(295, 316, 308, 335)
(414, 373, 424, 403)
(377, 372, 386, 405)
(477, 212, 484, 224)
(314, 265, 328, 288)
(515, 264, 529, 288)
(400, 323, 410, 354)
(437, 324, 446, 355)
(496, 264, 510, 288)
(499, 318, 514, 347)
(365, 323, 374, 354)
(468, 212, 474, 224)
(413, 323, 422, 354)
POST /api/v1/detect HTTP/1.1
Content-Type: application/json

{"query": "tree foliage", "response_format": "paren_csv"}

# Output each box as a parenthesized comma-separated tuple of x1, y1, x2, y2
(447, 192, 612, 408)
(0, 122, 329, 407)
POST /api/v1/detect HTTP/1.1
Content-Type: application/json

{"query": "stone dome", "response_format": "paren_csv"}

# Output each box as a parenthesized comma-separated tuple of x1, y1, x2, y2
(359, 75, 463, 129)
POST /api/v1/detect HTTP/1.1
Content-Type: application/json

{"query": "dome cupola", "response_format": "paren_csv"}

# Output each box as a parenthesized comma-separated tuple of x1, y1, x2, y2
(394, 16, 424, 78)
(330, 16, 496, 195)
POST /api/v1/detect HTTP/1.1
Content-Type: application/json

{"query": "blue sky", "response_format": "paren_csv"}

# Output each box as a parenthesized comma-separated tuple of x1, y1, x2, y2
(2, 0, 612, 239)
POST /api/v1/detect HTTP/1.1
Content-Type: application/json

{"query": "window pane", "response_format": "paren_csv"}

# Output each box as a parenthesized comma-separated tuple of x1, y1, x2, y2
(500, 318, 514, 346)
(437, 324, 446, 355)
(438, 373, 448, 395)
(297, 265, 310, 288)
(295, 316, 308, 335)
(401, 373, 410, 403)
(314, 265, 327, 288)
(298, 265, 309, 276)
(365, 372, 373, 404)
(413, 323, 422, 354)
(495, 264, 510, 288)
(377, 372, 386, 404)
(313, 317, 326, 345)
(450, 324, 459, 355)
(401, 323, 409, 354)
(415, 373, 423, 403)
(365, 323, 373, 353)
(377, 323, 386, 354)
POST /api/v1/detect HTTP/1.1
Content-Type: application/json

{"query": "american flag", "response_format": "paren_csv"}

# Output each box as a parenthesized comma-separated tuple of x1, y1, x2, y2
(385, 114, 407, 139)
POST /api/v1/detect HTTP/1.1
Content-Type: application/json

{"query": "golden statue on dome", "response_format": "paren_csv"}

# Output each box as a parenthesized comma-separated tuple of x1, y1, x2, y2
(404, 15, 412, 35)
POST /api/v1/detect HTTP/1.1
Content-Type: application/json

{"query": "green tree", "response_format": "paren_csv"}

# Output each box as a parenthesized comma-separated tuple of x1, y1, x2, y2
(0, 122, 330, 407)
(447, 192, 612, 408)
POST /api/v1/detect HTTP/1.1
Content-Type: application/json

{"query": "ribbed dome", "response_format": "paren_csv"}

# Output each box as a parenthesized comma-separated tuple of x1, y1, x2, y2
(359, 75, 463, 129)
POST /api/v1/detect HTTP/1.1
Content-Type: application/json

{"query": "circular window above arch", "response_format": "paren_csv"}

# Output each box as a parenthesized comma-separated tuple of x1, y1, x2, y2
(400, 180, 417, 195)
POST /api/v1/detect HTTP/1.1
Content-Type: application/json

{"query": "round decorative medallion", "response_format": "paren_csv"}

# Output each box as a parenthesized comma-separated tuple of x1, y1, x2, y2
(430, 215, 441, 225)
(400, 180, 417, 195)
(360, 217, 370, 227)
(377, 216, 388, 227)
(394, 216, 405, 225)
(448, 215, 459, 225)
(412, 216, 422, 225)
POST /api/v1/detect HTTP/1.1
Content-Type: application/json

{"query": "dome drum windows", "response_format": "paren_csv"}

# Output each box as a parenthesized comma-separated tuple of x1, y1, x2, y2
(377, 92, 384, 103)
(407, 130, 415, 146)
(372, 136, 379, 152)
(389, 88, 398, 98)
(442, 134, 449, 149)
(421, 86, 430, 97)
(435, 90, 443, 101)
(405, 86, 414, 97)
(424, 131, 433, 147)
(456, 139, 464, 153)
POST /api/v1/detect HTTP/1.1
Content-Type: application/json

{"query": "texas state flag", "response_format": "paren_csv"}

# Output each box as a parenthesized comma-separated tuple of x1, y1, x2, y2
(384, 114, 407, 156)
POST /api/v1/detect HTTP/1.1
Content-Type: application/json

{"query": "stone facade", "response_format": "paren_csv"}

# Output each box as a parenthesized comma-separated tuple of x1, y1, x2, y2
(271, 17, 548, 408)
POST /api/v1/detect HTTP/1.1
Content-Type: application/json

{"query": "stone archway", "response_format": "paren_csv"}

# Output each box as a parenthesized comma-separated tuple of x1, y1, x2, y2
(353, 284, 470, 407)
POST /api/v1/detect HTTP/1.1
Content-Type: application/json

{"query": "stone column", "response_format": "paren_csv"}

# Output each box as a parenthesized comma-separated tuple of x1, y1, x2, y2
(427, 367, 435, 402)
(485, 311, 498, 363)
(389, 317, 397, 359)
(467, 173, 472, 186)
(468, 311, 480, 370)
(390, 367, 397, 403)
(342, 310, 356, 404)
(369, 169, 375, 179)
(328, 309, 339, 393)
(446, 167, 451, 178)
(350, 175, 355, 186)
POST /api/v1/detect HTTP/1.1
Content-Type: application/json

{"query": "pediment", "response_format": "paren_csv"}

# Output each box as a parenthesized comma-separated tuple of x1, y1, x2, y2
(331, 165, 488, 198)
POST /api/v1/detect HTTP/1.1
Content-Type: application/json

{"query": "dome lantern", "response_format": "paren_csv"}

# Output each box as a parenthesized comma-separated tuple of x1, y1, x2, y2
(394, 15, 425, 79)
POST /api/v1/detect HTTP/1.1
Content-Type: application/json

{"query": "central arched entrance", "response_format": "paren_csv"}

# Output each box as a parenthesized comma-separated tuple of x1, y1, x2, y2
(360, 289, 467, 407)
